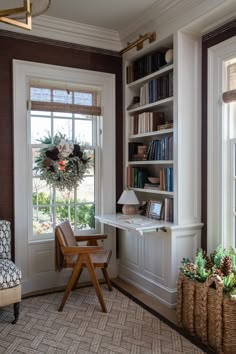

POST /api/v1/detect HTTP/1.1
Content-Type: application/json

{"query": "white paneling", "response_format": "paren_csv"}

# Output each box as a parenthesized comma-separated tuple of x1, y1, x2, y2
(142, 232, 166, 282)
(175, 31, 201, 225)
(119, 230, 139, 269)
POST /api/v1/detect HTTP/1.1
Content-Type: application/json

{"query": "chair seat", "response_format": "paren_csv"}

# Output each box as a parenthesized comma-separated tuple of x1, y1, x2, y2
(68, 249, 112, 268)
(0, 259, 22, 289)
(91, 249, 112, 267)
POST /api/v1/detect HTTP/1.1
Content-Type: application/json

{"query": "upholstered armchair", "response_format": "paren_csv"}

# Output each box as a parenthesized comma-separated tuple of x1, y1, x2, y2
(0, 220, 22, 324)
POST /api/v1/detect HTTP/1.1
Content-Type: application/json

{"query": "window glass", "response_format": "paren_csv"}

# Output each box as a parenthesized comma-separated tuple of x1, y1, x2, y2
(29, 85, 99, 239)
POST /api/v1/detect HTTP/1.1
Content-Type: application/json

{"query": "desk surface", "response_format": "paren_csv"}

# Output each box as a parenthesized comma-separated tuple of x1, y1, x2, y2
(95, 214, 174, 233)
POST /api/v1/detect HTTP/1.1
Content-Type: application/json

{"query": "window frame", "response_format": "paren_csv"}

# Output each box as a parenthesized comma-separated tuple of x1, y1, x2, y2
(13, 60, 116, 247)
(207, 36, 236, 252)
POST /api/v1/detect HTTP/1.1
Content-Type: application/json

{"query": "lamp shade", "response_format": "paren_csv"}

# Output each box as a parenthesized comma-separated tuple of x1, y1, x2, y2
(118, 190, 139, 205)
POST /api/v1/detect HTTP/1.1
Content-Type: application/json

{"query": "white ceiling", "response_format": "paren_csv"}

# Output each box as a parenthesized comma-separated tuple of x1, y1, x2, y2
(0, 0, 236, 52)
(46, 0, 158, 31)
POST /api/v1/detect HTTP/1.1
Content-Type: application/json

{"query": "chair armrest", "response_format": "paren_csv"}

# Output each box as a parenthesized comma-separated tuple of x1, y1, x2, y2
(75, 234, 107, 242)
(61, 245, 102, 256)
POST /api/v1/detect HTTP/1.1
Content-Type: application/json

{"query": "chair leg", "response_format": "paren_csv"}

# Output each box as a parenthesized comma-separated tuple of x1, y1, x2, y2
(86, 256, 107, 313)
(58, 256, 84, 312)
(72, 268, 83, 290)
(102, 268, 112, 291)
(12, 302, 20, 324)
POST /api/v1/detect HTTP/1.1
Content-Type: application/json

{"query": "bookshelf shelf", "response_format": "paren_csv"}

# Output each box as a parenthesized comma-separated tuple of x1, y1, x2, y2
(129, 128, 173, 139)
(128, 160, 173, 165)
(127, 64, 174, 89)
(127, 96, 173, 114)
(131, 187, 174, 196)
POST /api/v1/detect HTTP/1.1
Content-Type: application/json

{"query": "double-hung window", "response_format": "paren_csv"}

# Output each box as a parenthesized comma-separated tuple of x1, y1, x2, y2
(223, 59, 236, 248)
(29, 82, 101, 240)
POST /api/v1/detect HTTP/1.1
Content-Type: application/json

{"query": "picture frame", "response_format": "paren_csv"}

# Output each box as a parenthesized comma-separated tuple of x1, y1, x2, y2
(146, 200, 163, 220)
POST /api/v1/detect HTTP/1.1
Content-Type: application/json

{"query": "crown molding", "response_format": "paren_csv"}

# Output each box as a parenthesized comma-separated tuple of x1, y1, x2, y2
(0, 15, 122, 52)
(119, 0, 228, 46)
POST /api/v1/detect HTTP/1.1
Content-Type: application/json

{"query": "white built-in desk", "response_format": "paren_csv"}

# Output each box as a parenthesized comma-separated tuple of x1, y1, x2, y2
(96, 213, 202, 308)
(95, 213, 175, 235)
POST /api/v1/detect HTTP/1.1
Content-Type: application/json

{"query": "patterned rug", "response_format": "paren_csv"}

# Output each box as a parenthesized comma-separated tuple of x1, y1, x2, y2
(0, 284, 214, 354)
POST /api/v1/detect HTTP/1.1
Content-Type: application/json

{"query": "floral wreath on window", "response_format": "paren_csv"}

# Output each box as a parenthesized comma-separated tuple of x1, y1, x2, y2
(34, 133, 91, 190)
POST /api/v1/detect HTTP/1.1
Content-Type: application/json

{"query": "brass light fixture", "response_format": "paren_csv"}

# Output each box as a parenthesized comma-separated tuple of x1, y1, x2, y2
(120, 32, 156, 55)
(0, 0, 51, 30)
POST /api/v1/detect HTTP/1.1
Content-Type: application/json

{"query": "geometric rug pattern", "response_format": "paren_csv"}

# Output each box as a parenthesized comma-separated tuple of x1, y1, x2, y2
(0, 285, 207, 354)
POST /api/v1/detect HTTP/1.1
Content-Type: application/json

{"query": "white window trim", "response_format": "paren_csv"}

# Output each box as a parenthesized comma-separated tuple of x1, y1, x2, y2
(13, 60, 116, 251)
(208, 36, 236, 252)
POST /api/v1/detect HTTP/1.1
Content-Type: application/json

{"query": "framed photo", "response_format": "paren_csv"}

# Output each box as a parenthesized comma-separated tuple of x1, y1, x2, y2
(146, 200, 163, 220)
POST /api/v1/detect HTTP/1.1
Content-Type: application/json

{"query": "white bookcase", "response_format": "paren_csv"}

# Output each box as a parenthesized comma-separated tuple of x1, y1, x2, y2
(117, 32, 203, 308)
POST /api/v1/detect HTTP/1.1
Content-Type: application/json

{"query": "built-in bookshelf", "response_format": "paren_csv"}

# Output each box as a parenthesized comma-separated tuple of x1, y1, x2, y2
(125, 47, 174, 222)
(119, 33, 203, 308)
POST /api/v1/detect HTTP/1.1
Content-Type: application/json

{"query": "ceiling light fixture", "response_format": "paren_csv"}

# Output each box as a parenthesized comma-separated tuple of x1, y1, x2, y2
(0, 0, 51, 31)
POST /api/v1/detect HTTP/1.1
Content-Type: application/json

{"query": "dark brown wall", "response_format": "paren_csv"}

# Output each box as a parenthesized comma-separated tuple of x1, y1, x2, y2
(0, 30, 123, 255)
(202, 20, 236, 251)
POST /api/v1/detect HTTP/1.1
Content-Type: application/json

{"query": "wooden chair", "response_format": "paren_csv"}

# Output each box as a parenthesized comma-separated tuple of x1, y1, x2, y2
(55, 220, 112, 313)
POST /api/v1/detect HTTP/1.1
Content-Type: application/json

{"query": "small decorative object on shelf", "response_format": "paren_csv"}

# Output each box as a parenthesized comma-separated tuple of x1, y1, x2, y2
(117, 189, 139, 215)
(165, 49, 173, 64)
(146, 200, 163, 220)
(157, 121, 173, 130)
(34, 133, 90, 190)
(127, 96, 140, 110)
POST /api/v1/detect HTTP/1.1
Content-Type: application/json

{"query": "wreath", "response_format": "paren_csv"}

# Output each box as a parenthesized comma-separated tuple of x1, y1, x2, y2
(35, 134, 90, 190)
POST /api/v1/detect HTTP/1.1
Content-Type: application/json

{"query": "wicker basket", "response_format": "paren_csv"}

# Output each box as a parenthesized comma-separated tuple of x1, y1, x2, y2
(222, 296, 236, 354)
(177, 274, 236, 354)
(201, 277, 223, 353)
(177, 273, 204, 337)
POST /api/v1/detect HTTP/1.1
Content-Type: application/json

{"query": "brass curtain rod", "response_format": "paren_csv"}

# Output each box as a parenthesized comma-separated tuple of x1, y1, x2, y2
(120, 32, 156, 55)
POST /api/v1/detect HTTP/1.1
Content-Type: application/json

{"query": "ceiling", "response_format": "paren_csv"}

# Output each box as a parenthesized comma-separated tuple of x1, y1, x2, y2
(0, 0, 235, 52)
(45, 0, 159, 31)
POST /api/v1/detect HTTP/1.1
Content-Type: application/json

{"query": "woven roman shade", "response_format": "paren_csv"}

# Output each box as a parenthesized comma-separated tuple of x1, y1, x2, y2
(29, 84, 101, 115)
(222, 63, 236, 103)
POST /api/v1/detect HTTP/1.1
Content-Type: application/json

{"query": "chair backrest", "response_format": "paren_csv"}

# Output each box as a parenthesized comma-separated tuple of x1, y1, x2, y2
(0, 220, 11, 260)
(56, 220, 77, 247)
(55, 220, 77, 271)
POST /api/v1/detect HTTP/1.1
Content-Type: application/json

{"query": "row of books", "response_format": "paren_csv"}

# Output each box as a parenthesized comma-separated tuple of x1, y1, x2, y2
(127, 167, 148, 189)
(160, 167, 173, 192)
(129, 112, 165, 135)
(146, 137, 173, 161)
(126, 51, 166, 84)
(140, 71, 173, 106)
(162, 198, 174, 222)
(126, 166, 173, 192)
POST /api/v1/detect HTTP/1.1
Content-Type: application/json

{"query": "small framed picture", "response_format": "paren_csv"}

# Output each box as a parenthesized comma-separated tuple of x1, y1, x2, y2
(146, 200, 163, 220)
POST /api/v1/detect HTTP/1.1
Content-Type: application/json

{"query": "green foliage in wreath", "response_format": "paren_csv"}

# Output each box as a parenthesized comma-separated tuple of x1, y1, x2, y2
(34, 133, 91, 190)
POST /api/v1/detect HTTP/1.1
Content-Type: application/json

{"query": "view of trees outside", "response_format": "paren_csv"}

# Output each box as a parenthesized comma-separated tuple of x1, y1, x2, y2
(30, 87, 97, 237)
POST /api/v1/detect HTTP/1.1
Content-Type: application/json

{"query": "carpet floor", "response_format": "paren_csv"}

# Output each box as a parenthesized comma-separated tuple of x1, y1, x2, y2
(0, 284, 215, 354)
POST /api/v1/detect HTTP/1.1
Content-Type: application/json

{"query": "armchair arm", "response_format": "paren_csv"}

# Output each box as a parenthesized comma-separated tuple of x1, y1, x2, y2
(75, 234, 107, 242)
(61, 245, 102, 256)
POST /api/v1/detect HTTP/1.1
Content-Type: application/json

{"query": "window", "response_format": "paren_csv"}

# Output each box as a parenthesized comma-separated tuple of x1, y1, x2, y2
(208, 37, 236, 252)
(29, 83, 101, 240)
(223, 59, 236, 248)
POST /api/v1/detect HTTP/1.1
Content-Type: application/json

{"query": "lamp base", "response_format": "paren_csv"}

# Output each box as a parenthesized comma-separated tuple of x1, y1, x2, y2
(122, 204, 136, 215)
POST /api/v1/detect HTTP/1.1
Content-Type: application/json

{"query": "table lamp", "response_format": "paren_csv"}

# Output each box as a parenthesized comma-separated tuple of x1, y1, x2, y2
(117, 190, 139, 215)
